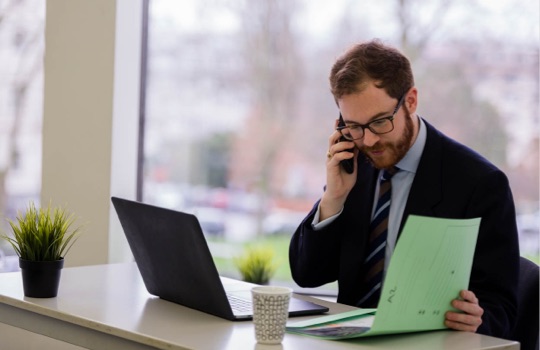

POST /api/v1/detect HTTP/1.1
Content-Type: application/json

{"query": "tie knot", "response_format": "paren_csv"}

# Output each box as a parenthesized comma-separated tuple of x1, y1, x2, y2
(381, 166, 399, 181)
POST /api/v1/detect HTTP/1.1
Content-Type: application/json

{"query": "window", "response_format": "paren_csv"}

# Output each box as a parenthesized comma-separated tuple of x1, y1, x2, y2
(143, 0, 539, 287)
(0, 0, 44, 272)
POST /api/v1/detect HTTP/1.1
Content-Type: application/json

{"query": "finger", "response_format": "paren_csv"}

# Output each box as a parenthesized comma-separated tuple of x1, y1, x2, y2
(326, 151, 333, 161)
(459, 290, 479, 304)
(444, 318, 478, 333)
(446, 310, 482, 325)
(445, 309, 483, 333)
(327, 150, 351, 166)
(328, 129, 342, 149)
(328, 136, 355, 160)
(452, 299, 484, 317)
(333, 138, 355, 153)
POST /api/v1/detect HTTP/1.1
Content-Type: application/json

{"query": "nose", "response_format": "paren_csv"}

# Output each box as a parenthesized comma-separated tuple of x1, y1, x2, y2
(362, 128, 380, 147)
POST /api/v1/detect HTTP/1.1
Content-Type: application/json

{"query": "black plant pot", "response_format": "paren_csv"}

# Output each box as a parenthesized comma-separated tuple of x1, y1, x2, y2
(19, 258, 64, 298)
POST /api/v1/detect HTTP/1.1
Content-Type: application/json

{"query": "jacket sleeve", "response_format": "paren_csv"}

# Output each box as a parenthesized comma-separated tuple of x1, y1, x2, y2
(467, 170, 519, 338)
(289, 199, 344, 288)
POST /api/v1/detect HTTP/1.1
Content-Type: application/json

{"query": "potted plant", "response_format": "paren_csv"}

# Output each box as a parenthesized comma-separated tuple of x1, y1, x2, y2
(1, 201, 82, 298)
(234, 245, 278, 285)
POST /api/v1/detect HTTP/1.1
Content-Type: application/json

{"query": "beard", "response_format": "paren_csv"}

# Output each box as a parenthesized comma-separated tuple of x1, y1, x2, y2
(360, 107, 415, 170)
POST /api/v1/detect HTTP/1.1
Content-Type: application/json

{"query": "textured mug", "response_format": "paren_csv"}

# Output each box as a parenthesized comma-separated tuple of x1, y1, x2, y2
(251, 286, 292, 344)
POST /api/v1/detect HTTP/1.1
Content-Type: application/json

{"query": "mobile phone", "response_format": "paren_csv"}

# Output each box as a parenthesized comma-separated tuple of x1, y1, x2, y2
(337, 114, 355, 174)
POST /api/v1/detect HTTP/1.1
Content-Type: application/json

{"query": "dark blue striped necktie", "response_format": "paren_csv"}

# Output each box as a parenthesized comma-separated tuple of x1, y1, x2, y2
(357, 166, 399, 308)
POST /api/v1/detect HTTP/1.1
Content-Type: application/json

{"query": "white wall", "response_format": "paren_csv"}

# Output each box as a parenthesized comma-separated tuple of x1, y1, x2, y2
(42, 0, 142, 266)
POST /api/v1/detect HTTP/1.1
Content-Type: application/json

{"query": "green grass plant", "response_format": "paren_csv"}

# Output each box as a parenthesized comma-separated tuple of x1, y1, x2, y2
(211, 235, 338, 293)
(1, 202, 81, 261)
(211, 235, 292, 281)
(234, 245, 278, 284)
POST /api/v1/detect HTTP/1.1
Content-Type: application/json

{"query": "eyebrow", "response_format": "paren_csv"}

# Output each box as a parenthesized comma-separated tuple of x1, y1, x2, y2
(343, 109, 394, 126)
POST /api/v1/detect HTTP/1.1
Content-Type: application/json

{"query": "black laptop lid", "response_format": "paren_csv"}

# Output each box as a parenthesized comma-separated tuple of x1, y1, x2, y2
(111, 196, 235, 320)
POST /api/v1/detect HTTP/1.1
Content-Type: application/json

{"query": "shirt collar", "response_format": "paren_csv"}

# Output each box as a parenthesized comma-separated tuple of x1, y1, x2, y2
(395, 116, 426, 174)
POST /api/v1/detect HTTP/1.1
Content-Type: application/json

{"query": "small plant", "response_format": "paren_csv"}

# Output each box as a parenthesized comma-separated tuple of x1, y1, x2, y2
(234, 245, 278, 285)
(1, 202, 81, 261)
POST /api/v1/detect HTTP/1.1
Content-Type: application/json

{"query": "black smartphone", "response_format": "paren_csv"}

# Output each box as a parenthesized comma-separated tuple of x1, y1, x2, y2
(337, 114, 355, 174)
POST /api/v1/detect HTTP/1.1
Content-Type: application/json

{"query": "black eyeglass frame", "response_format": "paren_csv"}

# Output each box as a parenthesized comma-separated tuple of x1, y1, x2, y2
(336, 93, 407, 141)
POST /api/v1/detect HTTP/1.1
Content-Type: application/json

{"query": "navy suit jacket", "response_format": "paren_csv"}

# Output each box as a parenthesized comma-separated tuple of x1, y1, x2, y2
(289, 120, 519, 338)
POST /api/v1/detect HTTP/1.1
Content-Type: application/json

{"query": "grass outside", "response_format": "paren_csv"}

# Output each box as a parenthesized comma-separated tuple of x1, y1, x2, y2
(210, 234, 293, 281)
(523, 254, 539, 265)
(210, 234, 339, 295)
(209, 234, 540, 287)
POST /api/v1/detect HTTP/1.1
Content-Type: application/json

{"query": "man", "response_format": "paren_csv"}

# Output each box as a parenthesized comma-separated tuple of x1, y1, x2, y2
(289, 40, 519, 338)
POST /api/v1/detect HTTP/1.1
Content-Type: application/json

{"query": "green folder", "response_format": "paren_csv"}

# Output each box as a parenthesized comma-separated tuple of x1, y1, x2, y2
(286, 215, 481, 340)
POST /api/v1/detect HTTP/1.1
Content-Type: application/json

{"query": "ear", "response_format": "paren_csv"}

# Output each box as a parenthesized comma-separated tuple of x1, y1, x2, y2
(405, 87, 418, 114)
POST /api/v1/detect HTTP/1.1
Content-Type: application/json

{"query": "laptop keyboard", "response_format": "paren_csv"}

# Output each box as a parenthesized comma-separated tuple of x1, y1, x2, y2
(227, 294, 252, 313)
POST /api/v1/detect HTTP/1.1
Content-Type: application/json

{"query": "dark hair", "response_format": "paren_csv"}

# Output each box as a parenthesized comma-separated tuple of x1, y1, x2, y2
(329, 39, 414, 100)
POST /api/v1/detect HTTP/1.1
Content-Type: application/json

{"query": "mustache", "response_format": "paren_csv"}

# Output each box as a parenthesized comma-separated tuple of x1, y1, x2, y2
(361, 144, 385, 152)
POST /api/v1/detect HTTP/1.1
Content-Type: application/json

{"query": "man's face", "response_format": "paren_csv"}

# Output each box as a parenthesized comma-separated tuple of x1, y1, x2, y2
(337, 83, 418, 169)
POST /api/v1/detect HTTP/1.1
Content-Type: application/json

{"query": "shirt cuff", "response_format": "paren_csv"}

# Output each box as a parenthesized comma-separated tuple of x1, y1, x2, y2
(311, 204, 343, 230)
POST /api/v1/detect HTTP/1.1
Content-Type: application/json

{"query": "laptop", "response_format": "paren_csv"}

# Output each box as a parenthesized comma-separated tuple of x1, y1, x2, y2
(111, 196, 329, 321)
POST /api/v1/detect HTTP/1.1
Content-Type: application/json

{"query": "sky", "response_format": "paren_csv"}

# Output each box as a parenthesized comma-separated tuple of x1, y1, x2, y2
(152, 0, 540, 45)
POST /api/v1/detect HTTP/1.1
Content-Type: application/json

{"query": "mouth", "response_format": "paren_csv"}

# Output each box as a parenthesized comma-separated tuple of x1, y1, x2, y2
(366, 148, 385, 157)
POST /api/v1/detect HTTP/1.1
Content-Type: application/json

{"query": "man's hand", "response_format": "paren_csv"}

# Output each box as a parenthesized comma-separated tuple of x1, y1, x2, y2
(445, 290, 484, 332)
(320, 124, 358, 221)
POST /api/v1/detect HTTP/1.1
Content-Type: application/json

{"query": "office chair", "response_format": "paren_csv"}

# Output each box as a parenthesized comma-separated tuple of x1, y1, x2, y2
(511, 256, 539, 350)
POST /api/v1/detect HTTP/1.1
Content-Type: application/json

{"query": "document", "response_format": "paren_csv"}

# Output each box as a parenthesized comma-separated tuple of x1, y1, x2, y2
(286, 215, 481, 340)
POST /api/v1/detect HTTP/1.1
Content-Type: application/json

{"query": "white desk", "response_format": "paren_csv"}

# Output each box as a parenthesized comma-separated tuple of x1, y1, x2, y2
(0, 263, 519, 350)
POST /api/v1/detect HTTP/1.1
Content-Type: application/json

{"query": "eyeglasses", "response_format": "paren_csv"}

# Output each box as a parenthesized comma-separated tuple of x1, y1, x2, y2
(337, 94, 406, 141)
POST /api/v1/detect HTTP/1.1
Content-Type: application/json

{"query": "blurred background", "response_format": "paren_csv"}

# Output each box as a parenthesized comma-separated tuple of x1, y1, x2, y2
(0, 0, 538, 283)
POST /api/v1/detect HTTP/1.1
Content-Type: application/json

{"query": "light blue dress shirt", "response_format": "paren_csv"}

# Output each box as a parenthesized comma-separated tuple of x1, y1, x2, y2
(312, 117, 427, 274)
